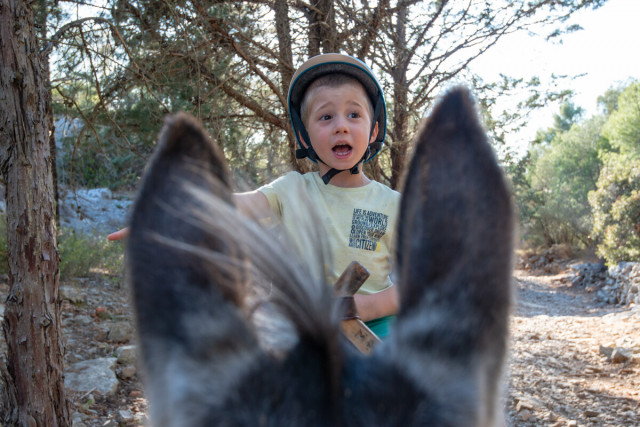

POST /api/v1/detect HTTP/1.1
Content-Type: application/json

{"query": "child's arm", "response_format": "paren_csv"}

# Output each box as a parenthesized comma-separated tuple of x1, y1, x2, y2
(107, 191, 272, 241)
(232, 190, 272, 220)
(354, 284, 399, 322)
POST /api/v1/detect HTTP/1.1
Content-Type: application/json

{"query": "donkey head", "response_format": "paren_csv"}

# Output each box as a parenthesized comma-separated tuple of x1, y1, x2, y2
(127, 86, 514, 426)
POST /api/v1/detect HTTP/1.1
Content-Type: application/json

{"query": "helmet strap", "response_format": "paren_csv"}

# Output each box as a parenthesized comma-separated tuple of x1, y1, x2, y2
(321, 168, 345, 185)
(365, 96, 383, 159)
(292, 108, 318, 162)
(321, 145, 369, 184)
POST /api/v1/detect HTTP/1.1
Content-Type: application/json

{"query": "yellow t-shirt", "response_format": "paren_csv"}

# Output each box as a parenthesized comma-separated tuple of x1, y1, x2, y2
(259, 171, 400, 294)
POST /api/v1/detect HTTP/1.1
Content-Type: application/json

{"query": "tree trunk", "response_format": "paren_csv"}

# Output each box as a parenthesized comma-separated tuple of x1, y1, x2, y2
(389, 6, 410, 190)
(273, 0, 300, 172)
(308, 0, 337, 56)
(0, 0, 71, 425)
(35, 0, 59, 226)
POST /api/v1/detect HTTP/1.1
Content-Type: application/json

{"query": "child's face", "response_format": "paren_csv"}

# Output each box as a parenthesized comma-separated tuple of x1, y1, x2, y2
(303, 83, 378, 175)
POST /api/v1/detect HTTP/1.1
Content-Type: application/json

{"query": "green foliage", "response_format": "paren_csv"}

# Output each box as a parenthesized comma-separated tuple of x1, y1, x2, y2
(505, 153, 548, 246)
(553, 101, 584, 132)
(508, 80, 639, 262)
(597, 86, 623, 115)
(45, 0, 608, 191)
(589, 81, 640, 265)
(601, 81, 640, 157)
(0, 215, 122, 279)
(514, 81, 640, 256)
(531, 101, 584, 146)
(58, 229, 124, 279)
(519, 112, 605, 248)
(56, 137, 143, 190)
(589, 152, 640, 265)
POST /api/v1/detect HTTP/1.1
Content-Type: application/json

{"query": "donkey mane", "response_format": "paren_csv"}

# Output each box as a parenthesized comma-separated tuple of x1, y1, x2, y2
(127, 86, 514, 427)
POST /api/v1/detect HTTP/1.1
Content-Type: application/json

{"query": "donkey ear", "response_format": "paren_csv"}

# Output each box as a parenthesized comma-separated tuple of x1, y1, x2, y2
(127, 113, 262, 420)
(392, 87, 513, 425)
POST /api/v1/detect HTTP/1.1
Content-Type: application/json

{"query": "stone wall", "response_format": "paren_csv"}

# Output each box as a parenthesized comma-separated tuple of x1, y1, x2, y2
(570, 262, 640, 306)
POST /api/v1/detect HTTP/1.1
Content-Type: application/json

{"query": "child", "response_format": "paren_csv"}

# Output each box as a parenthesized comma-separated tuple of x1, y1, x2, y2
(109, 53, 400, 337)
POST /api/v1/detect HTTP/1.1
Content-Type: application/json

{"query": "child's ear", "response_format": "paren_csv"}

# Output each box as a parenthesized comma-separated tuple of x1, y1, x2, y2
(369, 122, 379, 144)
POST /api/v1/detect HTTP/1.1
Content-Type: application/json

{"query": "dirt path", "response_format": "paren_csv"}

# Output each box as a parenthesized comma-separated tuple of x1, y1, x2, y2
(2, 266, 639, 425)
(506, 269, 640, 426)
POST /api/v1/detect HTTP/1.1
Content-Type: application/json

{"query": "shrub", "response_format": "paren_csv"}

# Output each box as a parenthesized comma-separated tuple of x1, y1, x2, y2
(58, 228, 124, 279)
(519, 116, 605, 249)
(589, 153, 640, 266)
(0, 216, 121, 279)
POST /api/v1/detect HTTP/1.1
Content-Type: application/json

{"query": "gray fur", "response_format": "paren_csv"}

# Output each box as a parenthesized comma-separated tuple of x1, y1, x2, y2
(127, 87, 514, 426)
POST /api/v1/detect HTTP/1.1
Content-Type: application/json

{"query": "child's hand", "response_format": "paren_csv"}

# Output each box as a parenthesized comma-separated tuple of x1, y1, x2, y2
(107, 227, 130, 241)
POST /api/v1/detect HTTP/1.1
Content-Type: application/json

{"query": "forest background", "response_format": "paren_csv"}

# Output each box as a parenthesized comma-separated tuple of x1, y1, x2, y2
(40, 0, 640, 266)
(1, 0, 640, 423)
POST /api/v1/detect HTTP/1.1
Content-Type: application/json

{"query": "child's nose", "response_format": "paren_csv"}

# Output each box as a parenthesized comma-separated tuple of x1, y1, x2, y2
(333, 116, 349, 133)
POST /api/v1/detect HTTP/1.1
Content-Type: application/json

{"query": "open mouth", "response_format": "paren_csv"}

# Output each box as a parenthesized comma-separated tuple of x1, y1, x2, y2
(332, 144, 353, 158)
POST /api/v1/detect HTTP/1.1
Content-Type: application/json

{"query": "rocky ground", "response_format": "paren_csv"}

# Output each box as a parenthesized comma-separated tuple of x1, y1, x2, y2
(505, 267, 640, 426)
(1, 258, 639, 425)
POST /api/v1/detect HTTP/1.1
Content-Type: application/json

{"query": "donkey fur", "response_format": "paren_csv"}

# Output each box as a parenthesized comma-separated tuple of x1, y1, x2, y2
(126, 86, 514, 426)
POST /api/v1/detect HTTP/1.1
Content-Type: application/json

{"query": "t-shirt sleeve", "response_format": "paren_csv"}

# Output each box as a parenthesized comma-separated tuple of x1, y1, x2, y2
(257, 172, 296, 218)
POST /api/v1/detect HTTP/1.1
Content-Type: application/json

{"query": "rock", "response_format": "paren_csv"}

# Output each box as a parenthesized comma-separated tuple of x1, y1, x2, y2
(107, 322, 132, 343)
(584, 409, 600, 418)
(59, 187, 132, 237)
(569, 262, 607, 289)
(118, 365, 137, 380)
(129, 389, 144, 398)
(599, 345, 614, 359)
(60, 286, 84, 304)
(518, 409, 533, 421)
(119, 409, 134, 422)
(94, 306, 110, 319)
(515, 395, 546, 412)
(55, 116, 84, 147)
(611, 347, 631, 363)
(596, 288, 617, 305)
(65, 357, 119, 396)
(74, 314, 93, 326)
(600, 345, 632, 363)
(570, 261, 640, 306)
(116, 345, 137, 365)
(604, 262, 640, 306)
(95, 325, 110, 341)
(71, 411, 88, 427)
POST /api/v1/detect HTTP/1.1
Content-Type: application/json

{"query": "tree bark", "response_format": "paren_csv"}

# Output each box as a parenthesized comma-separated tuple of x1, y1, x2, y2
(389, 5, 410, 190)
(273, 0, 300, 172)
(0, 0, 71, 425)
(35, 0, 59, 226)
(308, 0, 337, 55)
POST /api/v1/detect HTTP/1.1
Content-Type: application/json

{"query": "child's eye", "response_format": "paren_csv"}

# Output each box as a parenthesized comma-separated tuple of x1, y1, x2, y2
(349, 111, 361, 119)
(320, 114, 332, 121)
